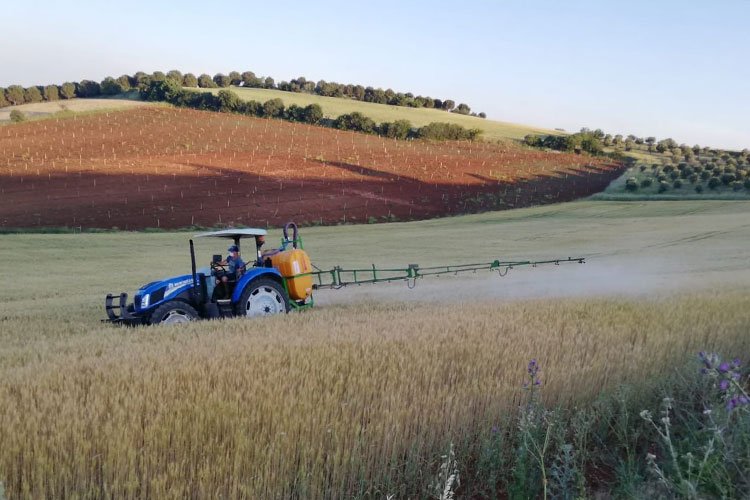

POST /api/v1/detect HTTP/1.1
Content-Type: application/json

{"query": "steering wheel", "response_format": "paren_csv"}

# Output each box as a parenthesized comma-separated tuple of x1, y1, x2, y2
(210, 261, 228, 274)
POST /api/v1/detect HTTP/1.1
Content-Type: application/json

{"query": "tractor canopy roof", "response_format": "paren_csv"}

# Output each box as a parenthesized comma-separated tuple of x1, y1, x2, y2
(194, 228, 268, 239)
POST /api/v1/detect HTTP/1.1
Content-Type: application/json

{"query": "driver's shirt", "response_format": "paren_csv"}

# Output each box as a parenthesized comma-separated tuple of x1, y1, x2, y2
(226, 255, 246, 274)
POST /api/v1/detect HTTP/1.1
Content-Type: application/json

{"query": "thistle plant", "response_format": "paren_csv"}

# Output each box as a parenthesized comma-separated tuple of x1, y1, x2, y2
(515, 359, 553, 500)
(640, 352, 750, 498)
(698, 352, 749, 413)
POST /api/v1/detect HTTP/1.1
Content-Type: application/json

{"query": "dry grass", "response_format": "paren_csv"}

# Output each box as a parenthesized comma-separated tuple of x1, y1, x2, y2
(200, 86, 561, 142)
(0, 98, 150, 123)
(1, 294, 749, 498)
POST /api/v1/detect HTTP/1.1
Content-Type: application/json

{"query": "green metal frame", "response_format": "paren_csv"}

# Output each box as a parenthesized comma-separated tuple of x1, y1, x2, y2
(274, 227, 585, 308)
(305, 257, 585, 290)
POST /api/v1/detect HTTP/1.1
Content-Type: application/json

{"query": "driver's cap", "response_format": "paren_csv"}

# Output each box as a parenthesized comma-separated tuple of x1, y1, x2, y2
(228, 244, 239, 252)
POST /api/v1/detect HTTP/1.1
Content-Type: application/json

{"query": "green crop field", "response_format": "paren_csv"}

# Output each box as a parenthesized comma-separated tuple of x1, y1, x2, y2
(198, 86, 561, 142)
(2, 200, 749, 497)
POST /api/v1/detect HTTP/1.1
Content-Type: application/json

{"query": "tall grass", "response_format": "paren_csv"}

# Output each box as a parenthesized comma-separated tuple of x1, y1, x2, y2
(1, 294, 748, 497)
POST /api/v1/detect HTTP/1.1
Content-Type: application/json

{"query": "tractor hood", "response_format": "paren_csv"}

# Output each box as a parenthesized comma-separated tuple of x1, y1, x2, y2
(134, 274, 195, 312)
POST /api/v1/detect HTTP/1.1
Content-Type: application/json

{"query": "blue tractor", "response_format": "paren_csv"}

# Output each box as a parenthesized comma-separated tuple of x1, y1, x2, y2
(105, 223, 313, 325)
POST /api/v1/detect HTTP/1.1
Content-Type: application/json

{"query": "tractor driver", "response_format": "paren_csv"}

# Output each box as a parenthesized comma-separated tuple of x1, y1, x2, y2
(215, 244, 246, 293)
(223, 244, 246, 281)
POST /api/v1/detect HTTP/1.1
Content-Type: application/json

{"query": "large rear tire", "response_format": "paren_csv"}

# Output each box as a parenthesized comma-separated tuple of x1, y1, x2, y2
(148, 301, 199, 325)
(236, 278, 289, 318)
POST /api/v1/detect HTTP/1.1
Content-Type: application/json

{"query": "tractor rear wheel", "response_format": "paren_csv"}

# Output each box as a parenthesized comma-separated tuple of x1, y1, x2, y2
(148, 301, 198, 325)
(236, 278, 289, 318)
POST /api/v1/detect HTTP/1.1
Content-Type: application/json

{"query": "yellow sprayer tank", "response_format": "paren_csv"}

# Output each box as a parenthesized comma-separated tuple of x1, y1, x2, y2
(271, 249, 314, 300)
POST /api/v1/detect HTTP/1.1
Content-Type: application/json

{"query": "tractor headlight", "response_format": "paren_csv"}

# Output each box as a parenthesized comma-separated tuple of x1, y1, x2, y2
(140, 293, 150, 309)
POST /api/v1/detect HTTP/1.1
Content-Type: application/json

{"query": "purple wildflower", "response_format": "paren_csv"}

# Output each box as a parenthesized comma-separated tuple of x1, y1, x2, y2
(491, 425, 499, 434)
(732, 358, 741, 369)
(528, 359, 539, 377)
(523, 358, 542, 389)
(719, 379, 730, 392)
(719, 362, 730, 373)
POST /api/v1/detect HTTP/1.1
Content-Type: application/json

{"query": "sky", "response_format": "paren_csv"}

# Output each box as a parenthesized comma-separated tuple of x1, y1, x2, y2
(2, 0, 748, 150)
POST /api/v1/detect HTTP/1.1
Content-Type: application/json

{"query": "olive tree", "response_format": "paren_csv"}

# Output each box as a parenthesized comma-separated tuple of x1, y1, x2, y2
(5, 85, 25, 105)
(182, 73, 198, 87)
(24, 86, 43, 103)
(43, 85, 59, 101)
(198, 74, 216, 88)
(60, 82, 76, 99)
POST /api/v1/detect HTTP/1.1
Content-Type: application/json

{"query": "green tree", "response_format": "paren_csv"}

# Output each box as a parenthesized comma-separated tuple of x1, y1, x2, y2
(0, 88, 8, 107)
(76, 80, 101, 97)
(478, 112, 487, 119)
(263, 77, 275, 88)
(228, 71, 242, 86)
(132, 72, 150, 87)
(285, 104, 304, 121)
(24, 86, 43, 103)
(453, 103, 471, 115)
(213, 73, 231, 87)
(116, 75, 132, 92)
(43, 85, 59, 101)
(151, 71, 166, 81)
(417, 122, 481, 140)
(60, 82, 76, 99)
(262, 98, 285, 118)
(334, 112, 376, 133)
(442, 100, 455, 111)
(10, 109, 26, 122)
(301, 104, 323, 124)
(5, 85, 25, 105)
(216, 89, 241, 112)
(197, 74, 216, 88)
(182, 73, 198, 87)
(241, 71, 261, 87)
(140, 79, 183, 102)
(237, 99, 262, 116)
(100, 77, 124, 95)
(166, 70, 183, 83)
(379, 119, 412, 139)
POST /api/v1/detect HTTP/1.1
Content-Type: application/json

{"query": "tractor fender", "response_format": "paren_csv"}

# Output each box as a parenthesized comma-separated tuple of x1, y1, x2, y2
(231, 268, 284, 303)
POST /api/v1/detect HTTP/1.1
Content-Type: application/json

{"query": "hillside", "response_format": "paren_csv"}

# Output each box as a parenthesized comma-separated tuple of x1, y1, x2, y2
(200, 86, 561, 142)
(0, 107, 622, 230)
(0, 97, 150, 123)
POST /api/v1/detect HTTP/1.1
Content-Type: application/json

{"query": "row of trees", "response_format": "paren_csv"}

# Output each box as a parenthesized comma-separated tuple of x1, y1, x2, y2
(523, 131, 604, 155)
(525, 126, 750, 162)
(142, 80, 482, 141)
(0, 69, 486, 118)
(0, 78, 122, 107)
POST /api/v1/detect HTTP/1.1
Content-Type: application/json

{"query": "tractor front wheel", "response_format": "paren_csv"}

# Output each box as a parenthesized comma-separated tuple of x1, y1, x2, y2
(148, 301, 199, 325)
(236, 278, 289, 318)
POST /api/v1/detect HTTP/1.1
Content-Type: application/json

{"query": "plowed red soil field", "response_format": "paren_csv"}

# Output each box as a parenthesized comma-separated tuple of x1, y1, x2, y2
(0, 107, 624, 229)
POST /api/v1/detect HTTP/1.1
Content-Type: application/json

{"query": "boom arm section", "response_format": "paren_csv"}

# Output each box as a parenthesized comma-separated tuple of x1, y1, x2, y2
(308, 257, 585, 290)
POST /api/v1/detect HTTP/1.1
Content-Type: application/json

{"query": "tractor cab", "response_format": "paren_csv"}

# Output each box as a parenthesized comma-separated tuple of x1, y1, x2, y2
(194, 228, 268, 301)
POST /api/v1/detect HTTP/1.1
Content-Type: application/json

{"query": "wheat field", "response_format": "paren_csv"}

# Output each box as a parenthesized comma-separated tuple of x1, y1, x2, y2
(2, 295, 749, 498)
(1, 200, 749, 497)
